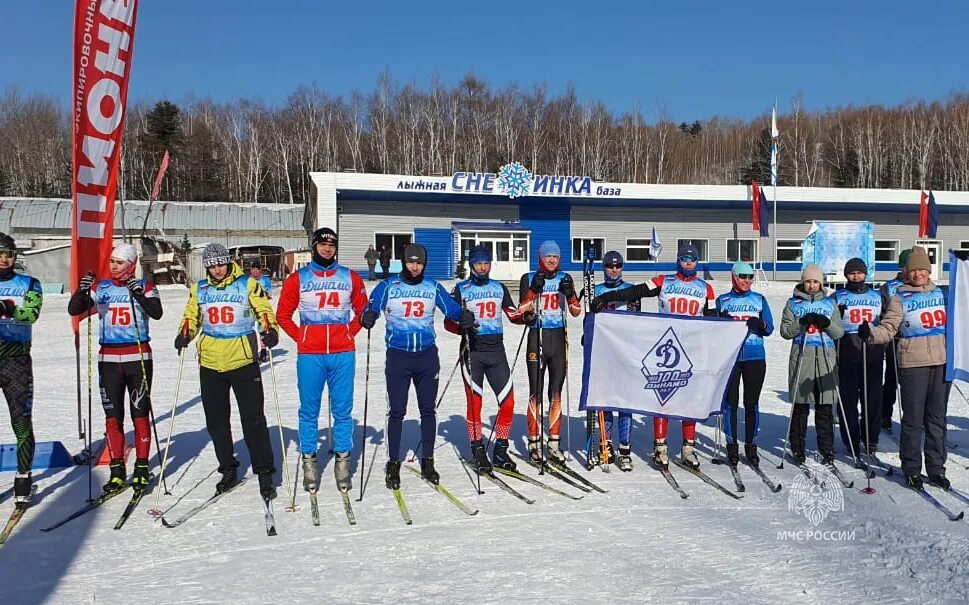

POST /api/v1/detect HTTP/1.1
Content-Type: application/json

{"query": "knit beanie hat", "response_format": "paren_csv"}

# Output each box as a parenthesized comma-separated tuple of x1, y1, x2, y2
(905, 246, 931, 272)
(800, 263, 823, 284)
(843, 257, 867, 277)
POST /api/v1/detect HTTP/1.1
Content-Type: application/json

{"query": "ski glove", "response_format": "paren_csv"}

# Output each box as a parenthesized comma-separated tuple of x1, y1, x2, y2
(0, 299, 15, 317)
(746, 316, 763, 332)
(589, 296, 606, 313)
(360, 309, 378, 330)
(799, 313, 822, 328)
(528, 272, 546, 294)
(457, 309, 477, 333)
(78, 271, 96, 292)
(858, 321, 872, 340)
(260, 327, 279, 348)
(955, 250, 969, 261)
(813, 314, 831, 330)
(558, 275, 577, 299)
(174, 332, 192, 351)
(125, 277, 144, 296)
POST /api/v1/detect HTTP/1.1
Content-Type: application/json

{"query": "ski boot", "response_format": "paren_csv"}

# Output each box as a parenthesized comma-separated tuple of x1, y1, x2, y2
(905, 474, 923, 492)
(492, 438, 517, 471)
(215, 460, 240, 495)
(103, 459, 127, 494)
(681, 439, 700, 470)
(334, 451, 352, 492)
(258, 471, 277, 501)
(131, 458, 151, 493)
(470, 439, 492, 474)
(792, 451, 806, 466)
(601, 439, 615, 466)
(13, 472, 32, 508)
(302, 453, 319, 492)
(653, 439, 669, 469)
(420, 456, 440, 485)
(547, 437, 566, 465)
(616, 444, 633, 472)
(527, 436, 542, 463)
(927, 473, 951, 491)
(385, 460, 401, 490)
(258, 348, 270, 363)
(726, 443, 740, 467)
(744, 443, 760, 468)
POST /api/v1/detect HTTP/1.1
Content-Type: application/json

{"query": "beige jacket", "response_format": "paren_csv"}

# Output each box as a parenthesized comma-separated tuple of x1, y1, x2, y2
(866, 281, 946, 368)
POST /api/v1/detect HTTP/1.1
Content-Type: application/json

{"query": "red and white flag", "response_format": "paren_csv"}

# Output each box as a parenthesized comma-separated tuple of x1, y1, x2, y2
(150, 149, 170, 201)
(70, 0, 140, 327)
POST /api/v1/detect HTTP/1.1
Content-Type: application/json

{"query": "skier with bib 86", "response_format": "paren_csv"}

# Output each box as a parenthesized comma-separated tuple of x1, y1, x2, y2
(830, 258, 884, 459)
(175, 243, 279, 500)
(68, 244, 163, 494)
(588, 250, 641, 471)
(517, 240, 582, 464)
(360, 244, 475, 490)
(276, 228, 368, 495)
(859, 246, 951, 491)
(779, 264, 843, 466)
(447, 244, 526, 473)
(590, 243, 716, 470)
(715, 261, 774, 468)
(0, 233, 42, 507)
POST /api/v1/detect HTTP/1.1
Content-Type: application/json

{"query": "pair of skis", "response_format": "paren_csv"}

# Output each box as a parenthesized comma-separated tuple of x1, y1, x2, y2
(160, 478, 278, 536)
(713, 456, 783, 493)
(306, 488, 357, 527)
(384, 463, 482, 526)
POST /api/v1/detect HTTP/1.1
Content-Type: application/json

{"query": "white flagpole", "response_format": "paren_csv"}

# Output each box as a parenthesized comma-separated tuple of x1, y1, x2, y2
(771, 103, 779, 281)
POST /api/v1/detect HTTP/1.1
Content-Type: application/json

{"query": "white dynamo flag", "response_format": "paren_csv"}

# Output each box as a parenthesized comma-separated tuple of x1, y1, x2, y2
(946, 251, 969, 382)
(580, 311, 748, 421)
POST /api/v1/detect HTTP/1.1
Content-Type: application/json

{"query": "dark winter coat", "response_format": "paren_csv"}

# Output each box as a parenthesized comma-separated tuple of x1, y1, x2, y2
(780, 285, 844, 405)
(378, 248, 391, 267)
(364, 247, 378, 267)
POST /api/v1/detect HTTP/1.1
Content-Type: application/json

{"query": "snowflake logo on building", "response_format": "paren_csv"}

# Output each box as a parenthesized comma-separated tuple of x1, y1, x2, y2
(641, 327, 693, 406)
(788, 458, 845, 526)
(496, 162, 533, 199)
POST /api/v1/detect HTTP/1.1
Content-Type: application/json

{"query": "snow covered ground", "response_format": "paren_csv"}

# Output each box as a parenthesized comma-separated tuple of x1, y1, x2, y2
(2, 280, 969, 604)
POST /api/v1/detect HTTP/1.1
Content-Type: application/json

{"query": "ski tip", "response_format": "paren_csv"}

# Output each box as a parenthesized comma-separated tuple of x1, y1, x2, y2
(267, 527, 278, 536)
(773, 484, 783, 493)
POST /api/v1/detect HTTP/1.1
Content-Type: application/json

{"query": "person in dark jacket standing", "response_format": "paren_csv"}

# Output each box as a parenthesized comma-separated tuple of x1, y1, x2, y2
(779, 263, 844, 465)
(831, 258, 884, 458)
(860, 246, 951, 491)
(364, 245, 378, 281)
(378, 245, 391, 279)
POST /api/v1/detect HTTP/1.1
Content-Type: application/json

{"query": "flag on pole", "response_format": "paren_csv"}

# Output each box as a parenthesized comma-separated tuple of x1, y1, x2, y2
(70, 0, 140, 328)
(579, 312, 748, 420)
(751, 181, 769, 237)
(770, 105, 779, 187)
(150, 149, 170, 201)
(649, 226, 662, 260)
(918, 190, 939, 239)
(946, 250, 969, 382)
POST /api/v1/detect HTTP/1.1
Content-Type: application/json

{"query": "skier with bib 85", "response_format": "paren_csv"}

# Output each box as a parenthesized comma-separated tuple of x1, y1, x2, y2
(175, 243, 279, 500)
(68, 244, 163, 494)
(517, 240, 582, 464)
(779, 264, 843, 466)
(830, 258, 884, 458)
(590, 243, 716, 470)
(588, 250, 641, 471)
(359, 244, 475, 490)
(0, 233, 42, 507)
(859, 246, 951, 491)
(447, 244, 526, 472)
(715, 261, 774, 468)
(276, 227, 368, 495)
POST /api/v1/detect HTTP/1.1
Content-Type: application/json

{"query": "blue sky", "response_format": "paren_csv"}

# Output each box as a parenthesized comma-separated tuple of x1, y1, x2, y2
(2, 1, 966, 123)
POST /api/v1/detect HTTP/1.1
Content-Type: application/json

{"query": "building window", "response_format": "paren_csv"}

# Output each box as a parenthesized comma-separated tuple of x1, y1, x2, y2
(959, 241, 969, 252)
(676, 239, 708, 262)
(626, 238, 655, 262)
(776, 240, 802, 262)
(726, 239, 758, 263)
(572, 238, 604, 262)
(513, 234, 529, 262)
(375, 233, 412, 260)
(875, 240, 899, 263)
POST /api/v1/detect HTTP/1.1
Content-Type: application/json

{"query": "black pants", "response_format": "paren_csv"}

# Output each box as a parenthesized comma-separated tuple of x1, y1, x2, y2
(199, 363, 275, 475)
(385, 347, 440, 461)
(461, 348, 515, 441)
(380, 264, 390, 278)
(526, 327, 566, 401)
(725, 360, 765, 445)
(898, 364, 950, 477)
(99, 360, 153, 460)
(789, 381, 834, 460)
(837, 362, 882, 455)
(1, 355, 34, 474)
(882, 342, 898, 421)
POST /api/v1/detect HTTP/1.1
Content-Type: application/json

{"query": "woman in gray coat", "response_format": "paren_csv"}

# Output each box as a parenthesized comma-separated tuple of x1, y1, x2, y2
(779, 264, 844, 465)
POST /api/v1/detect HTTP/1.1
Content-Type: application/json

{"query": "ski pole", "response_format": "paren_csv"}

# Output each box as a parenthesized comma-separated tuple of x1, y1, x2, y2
(820, 331, 858, 467)
(86, 316, 94, 503)
(263, 315, 295, 512)
(149, 320, 189, 517)
(778, 328, 808, 469)
(562, 306, 572, 462)
(74, 332, 85, 441)
(508, 325, 527, 375)
(861, 342, 875, 494)
(357, 329, 371, 503)
(129, 295, 169, 495)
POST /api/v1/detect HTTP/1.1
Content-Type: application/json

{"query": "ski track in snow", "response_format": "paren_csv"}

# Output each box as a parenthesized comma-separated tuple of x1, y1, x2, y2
(1, 282, 968, 604)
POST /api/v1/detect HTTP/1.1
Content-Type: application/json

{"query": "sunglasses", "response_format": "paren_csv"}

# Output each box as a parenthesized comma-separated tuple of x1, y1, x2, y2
(737, 274, 754, 280)
(604, 263, 623, 269)
(0, 250, 14, 259)
(678, 256, 698, 263)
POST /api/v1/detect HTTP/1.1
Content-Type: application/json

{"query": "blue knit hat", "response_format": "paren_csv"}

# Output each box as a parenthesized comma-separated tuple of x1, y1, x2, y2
(469, 245, 492, 265)
(732, 261, 754, 275)
(538, 240, 560, 258)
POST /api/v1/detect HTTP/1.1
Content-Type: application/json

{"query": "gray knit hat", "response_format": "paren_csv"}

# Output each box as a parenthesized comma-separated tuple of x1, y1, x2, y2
(202, 243, 232, 267)
(800, 263, 823, 284)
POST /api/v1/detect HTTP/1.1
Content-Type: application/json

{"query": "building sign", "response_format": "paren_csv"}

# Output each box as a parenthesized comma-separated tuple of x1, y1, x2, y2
(394, 162, 622, 198)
